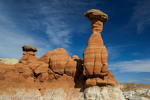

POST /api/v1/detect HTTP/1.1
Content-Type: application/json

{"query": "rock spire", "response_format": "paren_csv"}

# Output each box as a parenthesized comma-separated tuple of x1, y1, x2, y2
(83, 9, 118, 86)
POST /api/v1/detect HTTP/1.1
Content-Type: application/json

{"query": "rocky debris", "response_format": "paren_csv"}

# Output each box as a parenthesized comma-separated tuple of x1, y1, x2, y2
(22, 45, 37, 52)
(83, 9, 118, 86)
(0, 58, 18, 65)
(120, 83, 150, 100)
(84, 86, 125, 100)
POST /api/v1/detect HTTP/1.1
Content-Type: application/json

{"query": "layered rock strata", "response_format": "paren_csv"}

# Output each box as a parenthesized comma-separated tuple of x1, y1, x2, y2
(0, 86, 125, 100)
(19, 45, 38, 63)
(0, 9, 121, 99)
(83, 9, 118, 86)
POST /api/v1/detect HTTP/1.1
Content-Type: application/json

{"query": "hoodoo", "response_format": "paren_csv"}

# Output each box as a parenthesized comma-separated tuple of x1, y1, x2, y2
(83, 9, 118, 87)
(0, 9, 125, 100)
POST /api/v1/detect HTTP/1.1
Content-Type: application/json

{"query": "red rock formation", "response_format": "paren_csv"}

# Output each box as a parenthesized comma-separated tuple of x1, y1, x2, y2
(50, 48, 69, 75)
(83, 9, 118, 86)
(0, 9, 119, 97)
(19, 45, 38, 63)
(37, 51, 53, 64)
(65, 58, 77, 77)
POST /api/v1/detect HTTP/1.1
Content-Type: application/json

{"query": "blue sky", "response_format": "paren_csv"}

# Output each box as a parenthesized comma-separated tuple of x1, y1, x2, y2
(0, 0, 150, 84)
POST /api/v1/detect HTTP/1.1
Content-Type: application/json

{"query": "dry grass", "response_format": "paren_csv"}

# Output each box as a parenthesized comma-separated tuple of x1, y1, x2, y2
(120, 83, 150, 91)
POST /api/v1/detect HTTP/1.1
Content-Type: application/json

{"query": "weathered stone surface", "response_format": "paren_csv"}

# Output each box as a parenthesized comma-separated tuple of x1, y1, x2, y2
(19, 55, 28, 63)
(38, 73, 48, 82)
(84, 9, 108, 23)
(34, 63, 49, 74)
(27, 55, 38, 63)
(27, 61, 43, 70)
(71, 55, 79, 59)
(50, 48, 69, 75)
(22, 65, 34, 79)
(19, 50, 37, 63)
(84, 86, 125, 100)
(83, 32, 106, 77)
(0, 9, 121, 98)
(22, 45, 37, 52)
(37, 51, 54, 64)
(65, 59, 77, 77)
(0, 73, 5, 80)
(0, 62, 15, 74)
(4, 68, 20, 82)
(23, 51, 35, 56)
(92, 20, 103, 33)
(85, 78, 97, 87)
(83, 9, 118, 87)
(54, 74, 62, 79)
(15, 63, 24, 73)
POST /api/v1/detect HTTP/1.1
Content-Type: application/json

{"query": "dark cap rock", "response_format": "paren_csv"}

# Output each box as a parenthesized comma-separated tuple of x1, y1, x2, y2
(22, 45, 37, 52)
(84, 9, 108, 23)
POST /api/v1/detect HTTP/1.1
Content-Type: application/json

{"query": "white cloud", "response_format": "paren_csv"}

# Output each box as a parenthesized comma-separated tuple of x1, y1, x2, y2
(144, 79, 150, 81)
(131, 52, 143, 56)
(106, 45, 131, 59)
(109, 59, 150, 72)
(0, 0, 104, 59)
(131, 0, 150, 34)
(0, 11, 50, 59)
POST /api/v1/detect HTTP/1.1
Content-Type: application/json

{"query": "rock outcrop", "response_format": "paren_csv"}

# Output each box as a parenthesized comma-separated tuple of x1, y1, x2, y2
(0, 86, 125, 100)
(19, 45, 38, 63)
(120, 83, 150, 100)
(0, 58, 18, 65)
(0, 9, 124, 100)
(83, 9, 118, 87)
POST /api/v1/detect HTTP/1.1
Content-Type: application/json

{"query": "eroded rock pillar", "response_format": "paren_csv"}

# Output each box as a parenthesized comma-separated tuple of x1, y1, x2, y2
(83, 9, 118, 86)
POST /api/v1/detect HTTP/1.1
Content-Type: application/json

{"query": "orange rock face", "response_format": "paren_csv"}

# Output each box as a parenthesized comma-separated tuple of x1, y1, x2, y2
(83, 9, 118, 86)
(50, 48, 69, 75)
(37, 51, 54, 64)
(0, 9, 119, 96)
(65, 59, 77, 77)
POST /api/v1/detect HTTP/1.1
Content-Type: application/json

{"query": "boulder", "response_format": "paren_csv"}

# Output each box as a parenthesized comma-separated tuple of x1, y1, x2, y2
(50, 48, 69, 75)
(38, 73, 48, 82)
(34, 63, 49, 74)
(27, 61, 43, 70)
(85, 78, 97, 87)
(65, 59, 77, 77)
(37, 51, 54, 64)
(22, 65, 34, 79)
(84, 9, 108, 23)
(71, 55, 79, 59)
(22, 45, 37, 52)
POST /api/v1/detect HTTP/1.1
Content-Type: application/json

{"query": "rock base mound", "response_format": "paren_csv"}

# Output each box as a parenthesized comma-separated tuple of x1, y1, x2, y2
(0, 86, 125, 100)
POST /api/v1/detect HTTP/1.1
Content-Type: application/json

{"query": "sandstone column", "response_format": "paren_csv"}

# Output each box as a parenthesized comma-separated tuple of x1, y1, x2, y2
(83, 9, 118, 86)
(83, 9, 108, 78)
